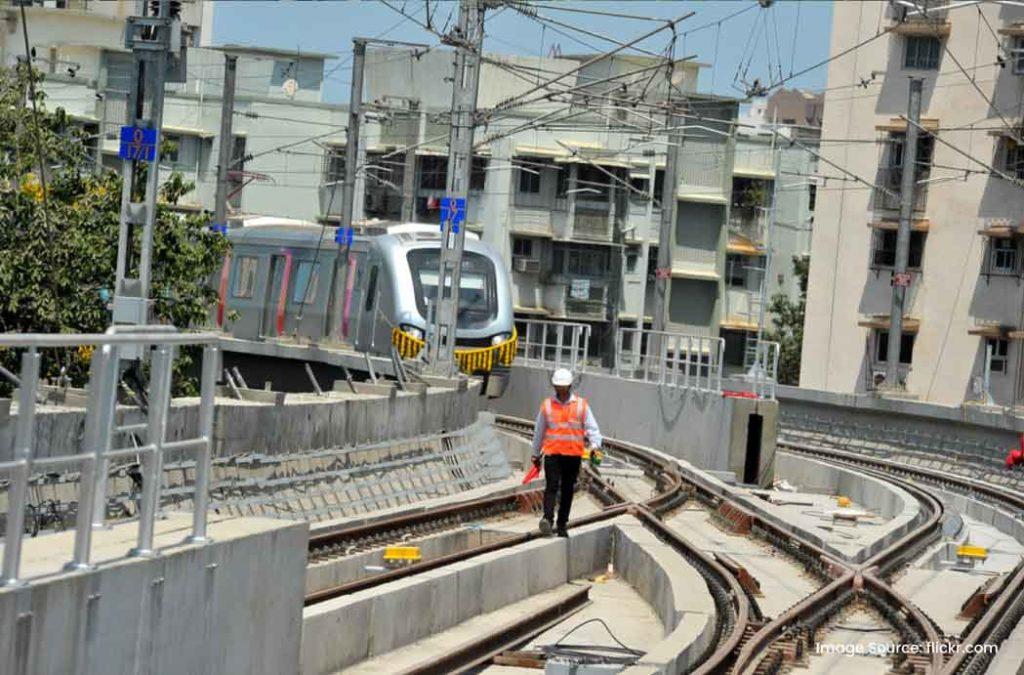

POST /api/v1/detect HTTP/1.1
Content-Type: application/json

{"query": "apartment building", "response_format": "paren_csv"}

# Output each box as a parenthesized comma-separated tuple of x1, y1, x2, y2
(802, 1, 1024, 408)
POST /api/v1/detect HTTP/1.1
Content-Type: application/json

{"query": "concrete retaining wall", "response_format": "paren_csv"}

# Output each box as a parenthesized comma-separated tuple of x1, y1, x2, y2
(0, 515, 308, 675)
(0, 381, 481, 462)
(774, 384, 1022, 453)
(489, 366, 778, 485)
(301, 519, 613, 674)
(614, 522, 716, 675)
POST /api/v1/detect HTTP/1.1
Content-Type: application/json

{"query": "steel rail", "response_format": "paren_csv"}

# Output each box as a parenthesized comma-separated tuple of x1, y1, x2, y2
(307, 487, 544, 560)
(405, 585, 591, 675)
(780, 439, 1024, 675)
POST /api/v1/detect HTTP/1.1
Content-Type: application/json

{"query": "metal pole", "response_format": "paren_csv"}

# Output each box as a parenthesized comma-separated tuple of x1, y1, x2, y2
(130, 345, 172, 557)
(1, 348, 40, 586)
(427, 0, 487, 376)
(89, 345, 121, 530)
(213, 54, 237, 228)
(886, 78, 923, 389)
(401, 101, 419, 222)
(186, 344, 218, 543)
(653, 113, 679, 332)
(342, 39, 366, 231)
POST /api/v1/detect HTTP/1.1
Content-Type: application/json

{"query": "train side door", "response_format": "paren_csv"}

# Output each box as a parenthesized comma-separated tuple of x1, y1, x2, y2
(356, 262, 380, 351)
(261, 254, 287, 337)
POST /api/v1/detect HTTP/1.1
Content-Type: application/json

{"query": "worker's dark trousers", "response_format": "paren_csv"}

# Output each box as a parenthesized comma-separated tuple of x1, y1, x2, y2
(543, 454, 582, 529)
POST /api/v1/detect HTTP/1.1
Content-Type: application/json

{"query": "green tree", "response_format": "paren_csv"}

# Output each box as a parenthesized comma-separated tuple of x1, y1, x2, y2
(765, 256, 809, 386)
(0, 65, 228, 395)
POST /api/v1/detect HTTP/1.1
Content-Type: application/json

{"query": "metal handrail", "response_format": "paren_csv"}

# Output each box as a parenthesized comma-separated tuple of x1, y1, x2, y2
(615, 327, 725, 393)
(0, 327, 219, 586)
(515, 319, 591, 374)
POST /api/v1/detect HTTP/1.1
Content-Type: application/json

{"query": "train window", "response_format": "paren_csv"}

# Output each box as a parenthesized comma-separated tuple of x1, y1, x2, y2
(365, 266, 378, 312)
(292, 261, 320, 304)
(407, 249, 497, 328)
(232, 256, 258, 298)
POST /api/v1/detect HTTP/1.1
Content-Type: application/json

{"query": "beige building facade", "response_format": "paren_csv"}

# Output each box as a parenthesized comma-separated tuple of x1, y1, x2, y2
(802, 1, 1024, 408)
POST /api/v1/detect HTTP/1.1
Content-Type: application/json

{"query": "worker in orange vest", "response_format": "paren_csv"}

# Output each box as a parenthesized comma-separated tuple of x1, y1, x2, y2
(532, 368, 602, 538)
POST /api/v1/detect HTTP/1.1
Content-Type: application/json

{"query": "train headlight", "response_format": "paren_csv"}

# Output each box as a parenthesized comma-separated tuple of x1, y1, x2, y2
(405, 326, 424, 341)
(491, 332, 510, 346)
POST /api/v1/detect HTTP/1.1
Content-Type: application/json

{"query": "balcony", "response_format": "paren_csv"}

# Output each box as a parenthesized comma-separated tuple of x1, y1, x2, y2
(871, 167, 929, 214)
(732, 146, 775, 179)
(728, 207, 768, 249)
(677, 138, 730, 203)
(573, 205, 611, 241)
(722, 288, 761, 331)
(563, 279, 608, 320)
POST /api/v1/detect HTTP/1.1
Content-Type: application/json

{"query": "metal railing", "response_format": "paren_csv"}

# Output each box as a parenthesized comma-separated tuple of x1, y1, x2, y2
(615, 327, 725, 392)
(515, 319, 591, 373)
(746, 339, 780, 400)
(0, 327, 219, 586)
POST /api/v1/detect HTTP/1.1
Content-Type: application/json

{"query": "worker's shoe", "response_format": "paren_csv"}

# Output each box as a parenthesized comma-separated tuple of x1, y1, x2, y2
(538, 517, 553, 536)
(556, 527, 569, 538)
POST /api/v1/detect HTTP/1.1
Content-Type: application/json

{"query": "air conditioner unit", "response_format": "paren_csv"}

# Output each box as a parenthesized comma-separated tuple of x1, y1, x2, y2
(513, 257, 541, 273)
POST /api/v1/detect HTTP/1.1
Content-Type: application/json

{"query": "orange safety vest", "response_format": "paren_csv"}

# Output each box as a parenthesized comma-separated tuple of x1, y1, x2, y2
(541, 396, 588, 457)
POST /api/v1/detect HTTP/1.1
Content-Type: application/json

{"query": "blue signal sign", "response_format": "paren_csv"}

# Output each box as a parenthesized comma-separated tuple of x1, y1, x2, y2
(119, 126, 158, 162)
(335, 226, 354, 246)
(440, 197, 466, 234)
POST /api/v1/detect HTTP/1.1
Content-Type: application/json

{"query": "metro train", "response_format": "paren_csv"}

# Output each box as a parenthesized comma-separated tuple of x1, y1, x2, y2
(213, 219, 517, 374)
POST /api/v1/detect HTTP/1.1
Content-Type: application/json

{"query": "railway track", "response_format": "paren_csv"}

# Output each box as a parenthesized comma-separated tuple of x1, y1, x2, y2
(780, 440, 1024, 675)
(302, 418, 1023, 674)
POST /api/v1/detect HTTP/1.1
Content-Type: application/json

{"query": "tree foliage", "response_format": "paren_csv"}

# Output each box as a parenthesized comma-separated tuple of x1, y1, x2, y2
(765, 256, 809, 386)
(0, 65, 227, 395)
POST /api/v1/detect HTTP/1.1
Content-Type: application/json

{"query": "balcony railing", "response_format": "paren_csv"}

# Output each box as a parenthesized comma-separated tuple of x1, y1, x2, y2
(615, 328, 725, 392)
(728, 207, 768, 246)
(733, 147, 775, 176)
(573, 206, 611, 241)
(723, 288, 761, 327)
(515, 319, 592, 373)
(564, 279, 608, 319)
(872, 167, 928, 213)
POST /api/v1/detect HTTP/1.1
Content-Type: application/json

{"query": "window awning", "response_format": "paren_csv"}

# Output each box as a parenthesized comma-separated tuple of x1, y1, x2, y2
(514, 145, 570, 159)
(670, 267, 720, 281)
(977, 223, 1024, 238)
(999, 24, 1024, 37)
(874, 117, 940, 133)
(555, 155, 633, 169)
(163, 124, 214, 139)
(891, 20, 951, 38)
(969, 324, 1017, 338)
(868, 219, 931, 232)
(720, 318, 758, 332)
(858, 315, 920, 333)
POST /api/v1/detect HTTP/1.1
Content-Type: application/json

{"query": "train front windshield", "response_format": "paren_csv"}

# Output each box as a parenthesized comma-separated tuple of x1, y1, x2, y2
(407, 249, 498, 329)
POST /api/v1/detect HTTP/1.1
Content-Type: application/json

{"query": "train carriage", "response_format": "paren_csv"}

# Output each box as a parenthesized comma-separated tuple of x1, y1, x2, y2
(215, 219, 517, 375)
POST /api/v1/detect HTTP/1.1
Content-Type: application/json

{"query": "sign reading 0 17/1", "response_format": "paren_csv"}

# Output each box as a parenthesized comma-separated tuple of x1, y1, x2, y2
(440, 197, 466, 234)
(119, 125, 158, 162)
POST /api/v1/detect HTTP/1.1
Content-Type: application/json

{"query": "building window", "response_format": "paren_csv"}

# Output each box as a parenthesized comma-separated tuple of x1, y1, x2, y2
(512, 237, 534, 258)
(988, 338, 1009, 373)
(419, 156, 447, 190)
(518, 167, 541, 194)
(875, 330, 915, 364)
(990, 238, 1019, 274)
(647, 246, 659, 280)
(653, 169, 665, 204)
(904, 36, 941, 70)
(291, 261, 319, 304)
(726, 254, 746, 288)
(470, 157, 488, 191)
(1012, 37, 1024, 75)
(807, 184, 817, 213)
(232, 256, 258, 299)
(228, 135, 247, 208)
(626, 249, 639, 273)
(322, 149, 345, 183)
(1005, 140, 1024, 179)
(162, 133, 181, 165)
(872, 230, 925, 269)
(554, 246, 609, 277)
(556, 166, 569, 197)
(576, 165, 610, 201)
(889, 132, 934, 170)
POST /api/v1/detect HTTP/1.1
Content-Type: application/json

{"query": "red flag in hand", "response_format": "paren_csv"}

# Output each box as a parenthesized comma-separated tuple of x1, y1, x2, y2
(522, 464, 541, 484)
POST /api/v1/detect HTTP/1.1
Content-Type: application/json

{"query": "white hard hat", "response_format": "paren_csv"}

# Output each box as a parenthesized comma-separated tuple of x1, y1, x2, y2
(551, 368, 574, 387)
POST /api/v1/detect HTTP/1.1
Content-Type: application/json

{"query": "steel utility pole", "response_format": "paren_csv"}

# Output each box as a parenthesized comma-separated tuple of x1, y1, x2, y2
(213, 53, 238, 229)
(112, 0, 187, 349)
(886, 77, 923, 389)
(341, 38, 367, 231)
(401, 101, 419, 222)
(426, 0, 487, 376)
(652, 112, 680, 332)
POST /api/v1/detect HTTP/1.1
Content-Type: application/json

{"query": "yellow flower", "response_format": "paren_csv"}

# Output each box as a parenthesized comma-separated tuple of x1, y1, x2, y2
(76, 345, 94, 363)
(21, 174, 43, 202)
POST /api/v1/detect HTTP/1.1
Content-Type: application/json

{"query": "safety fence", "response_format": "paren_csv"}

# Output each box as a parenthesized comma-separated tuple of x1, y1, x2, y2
(0, 327, 218, 586)
(515, 319, 591, 374)
(614, 328, 725, 393)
